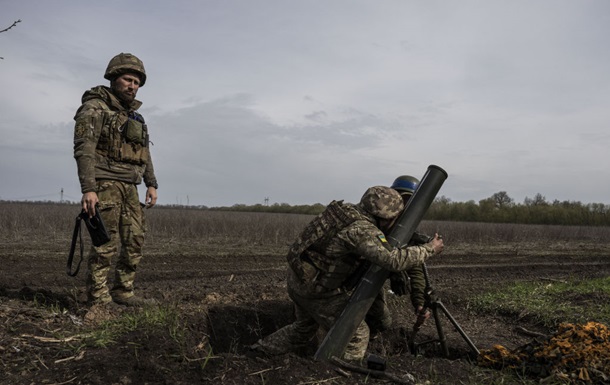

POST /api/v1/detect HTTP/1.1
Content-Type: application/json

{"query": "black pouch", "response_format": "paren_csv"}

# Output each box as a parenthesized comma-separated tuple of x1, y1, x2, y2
(66, 207, 111, 277)
(81, 207, 111, 247)
(366, 354, 387, 371)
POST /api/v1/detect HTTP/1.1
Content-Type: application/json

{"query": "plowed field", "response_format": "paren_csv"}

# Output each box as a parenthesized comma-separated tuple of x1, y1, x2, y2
(1, 205, 608, 384)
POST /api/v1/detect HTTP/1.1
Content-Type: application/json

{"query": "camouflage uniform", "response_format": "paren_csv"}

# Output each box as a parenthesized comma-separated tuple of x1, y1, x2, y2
(254, 192, 436, 361)
(73, 85, 157, 304)
(405, 264, 426, 309)
(366, 240, 428, 333)
(366, 175, 430, 332)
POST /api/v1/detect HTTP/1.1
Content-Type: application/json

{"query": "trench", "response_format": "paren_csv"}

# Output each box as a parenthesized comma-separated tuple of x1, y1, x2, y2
(206, 300, 295, 354)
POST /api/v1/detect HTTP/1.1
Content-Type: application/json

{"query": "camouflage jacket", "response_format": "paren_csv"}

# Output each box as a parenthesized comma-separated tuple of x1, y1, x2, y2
(405, 264, 426, 309)
(287, 201, 435, 294)
(73, 86, 158, 193)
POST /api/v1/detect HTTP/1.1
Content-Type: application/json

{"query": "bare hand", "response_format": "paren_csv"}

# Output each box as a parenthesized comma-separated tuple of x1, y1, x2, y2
(415, 306, 430, 324)
(81, 192, 99, 217)
(412, 305, 430, 330)
(145, 186, 157, 208)
(428, 233, 444, 255)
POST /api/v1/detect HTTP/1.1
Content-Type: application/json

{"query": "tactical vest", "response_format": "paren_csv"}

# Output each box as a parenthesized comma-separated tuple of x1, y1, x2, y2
(99, 110, 150, 165)
(287, 200, 370, 290)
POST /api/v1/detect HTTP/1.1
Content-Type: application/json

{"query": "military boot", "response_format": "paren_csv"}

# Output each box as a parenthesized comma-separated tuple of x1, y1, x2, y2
(87, 293, 113, 307)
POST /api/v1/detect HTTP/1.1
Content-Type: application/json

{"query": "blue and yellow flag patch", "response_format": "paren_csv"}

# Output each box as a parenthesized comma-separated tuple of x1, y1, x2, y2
(377, 234, 388, 243)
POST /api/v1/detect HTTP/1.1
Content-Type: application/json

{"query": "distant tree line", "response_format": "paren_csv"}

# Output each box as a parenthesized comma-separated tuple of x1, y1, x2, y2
(209, 202, 327, 216)
(167, 191, 610, 226)
(426, 192, 610, 226)
(2, 191, 609, 226)
(209, 191, 610, 226)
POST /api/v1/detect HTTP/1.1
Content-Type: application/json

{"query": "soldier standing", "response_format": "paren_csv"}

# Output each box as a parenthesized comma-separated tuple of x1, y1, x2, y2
(251, 186, 444, 362)
(73, 53, 159, 307)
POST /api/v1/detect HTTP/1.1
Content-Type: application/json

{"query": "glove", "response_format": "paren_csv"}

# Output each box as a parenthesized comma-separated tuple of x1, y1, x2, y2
(389, 271, 410, 296)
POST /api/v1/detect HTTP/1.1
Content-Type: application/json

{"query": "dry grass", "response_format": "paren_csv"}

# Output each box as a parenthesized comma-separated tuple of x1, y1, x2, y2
(2, 202, 610, 256)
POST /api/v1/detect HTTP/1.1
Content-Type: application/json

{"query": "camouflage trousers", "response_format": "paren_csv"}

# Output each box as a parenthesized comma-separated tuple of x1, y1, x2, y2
(254, 269, 370, 361)
(86, 180, 146, 304)
(366, 289, 393, 334)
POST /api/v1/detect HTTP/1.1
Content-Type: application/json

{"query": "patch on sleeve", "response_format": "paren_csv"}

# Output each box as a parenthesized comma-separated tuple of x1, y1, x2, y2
(377, 234, 388, 243)
(74, 121, 88, 139)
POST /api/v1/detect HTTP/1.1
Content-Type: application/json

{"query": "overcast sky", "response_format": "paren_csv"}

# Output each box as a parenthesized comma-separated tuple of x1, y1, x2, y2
(1, 1, 609, 207)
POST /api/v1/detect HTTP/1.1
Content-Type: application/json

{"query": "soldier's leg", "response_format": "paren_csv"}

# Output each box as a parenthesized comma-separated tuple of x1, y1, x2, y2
(343, 320, 370, 362)
(297, 290, 371, 362)
(111, 183, 145, 301)
(254, 303, 319, 355)
(86, 181, 121, 305)
(365, 289, 392, 334)
(311, 297, 370, 362)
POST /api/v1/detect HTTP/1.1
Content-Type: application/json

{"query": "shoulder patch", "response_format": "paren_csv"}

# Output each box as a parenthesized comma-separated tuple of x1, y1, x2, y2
(377, 234, 388, 243)
(74, 120, 92, 139)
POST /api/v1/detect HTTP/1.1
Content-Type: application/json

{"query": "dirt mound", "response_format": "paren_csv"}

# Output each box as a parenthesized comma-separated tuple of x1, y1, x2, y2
(479, 322, 610, 383)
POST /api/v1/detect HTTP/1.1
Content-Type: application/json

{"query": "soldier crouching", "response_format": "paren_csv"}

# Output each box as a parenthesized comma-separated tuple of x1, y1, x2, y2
(251, 186, 444, 362)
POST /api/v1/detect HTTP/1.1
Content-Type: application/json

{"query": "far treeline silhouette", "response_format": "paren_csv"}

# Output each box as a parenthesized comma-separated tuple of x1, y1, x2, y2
(2, 191, 609, 226)
(203, 191, 609, 227)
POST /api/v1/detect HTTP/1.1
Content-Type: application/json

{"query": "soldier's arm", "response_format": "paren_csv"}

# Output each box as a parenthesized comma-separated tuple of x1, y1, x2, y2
(143, 148, 158, 191)
(343, 222, 437, 272)
(141, 129, 158, 207)
(406, 264, 426, 310)
(73, 102, 104, 194)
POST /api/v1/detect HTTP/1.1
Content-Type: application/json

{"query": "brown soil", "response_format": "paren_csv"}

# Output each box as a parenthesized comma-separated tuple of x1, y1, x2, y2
(0, 238, 608, 385)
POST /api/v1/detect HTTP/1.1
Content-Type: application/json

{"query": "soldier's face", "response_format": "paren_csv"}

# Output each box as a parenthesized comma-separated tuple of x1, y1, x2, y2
(112, 73, 141, 103)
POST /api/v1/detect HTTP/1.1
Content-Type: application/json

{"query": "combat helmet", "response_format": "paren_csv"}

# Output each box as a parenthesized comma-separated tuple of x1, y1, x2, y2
(359, 186, 404, 219)
(391, 175, 419, 196)
(104, 53, 147, 86)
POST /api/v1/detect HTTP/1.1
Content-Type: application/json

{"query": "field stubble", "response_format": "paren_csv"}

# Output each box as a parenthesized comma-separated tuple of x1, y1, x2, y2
(0, 202, 609, 384)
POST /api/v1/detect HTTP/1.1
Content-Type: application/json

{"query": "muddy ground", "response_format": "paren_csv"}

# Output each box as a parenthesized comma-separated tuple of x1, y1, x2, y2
(0, 237, 609, 384)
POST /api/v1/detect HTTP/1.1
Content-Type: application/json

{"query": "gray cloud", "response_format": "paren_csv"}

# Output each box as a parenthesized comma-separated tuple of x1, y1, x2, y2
(1, 0, 609, 207)
(145, 94, 411, 206)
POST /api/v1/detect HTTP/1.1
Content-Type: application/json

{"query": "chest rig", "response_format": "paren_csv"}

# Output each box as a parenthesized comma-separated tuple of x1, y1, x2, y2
(287, 201, 369, 290)
(101, 110, 150, 165)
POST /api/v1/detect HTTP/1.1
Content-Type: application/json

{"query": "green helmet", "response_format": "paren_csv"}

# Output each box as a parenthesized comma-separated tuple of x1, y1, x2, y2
(359, 186, 404, 219)
(104, 53, 147, 86)
(391, 175, 419, 196)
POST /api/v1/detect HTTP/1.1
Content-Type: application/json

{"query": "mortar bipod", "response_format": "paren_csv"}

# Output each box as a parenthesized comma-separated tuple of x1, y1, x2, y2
(408, 263, 480, 358)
